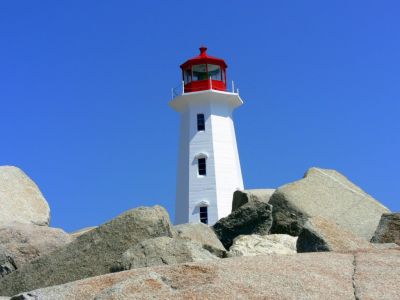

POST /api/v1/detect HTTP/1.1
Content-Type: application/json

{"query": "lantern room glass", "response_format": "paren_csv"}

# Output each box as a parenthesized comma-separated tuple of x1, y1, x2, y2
(192, 64, 207, 81)
(188, 64, 224, 82)
(207, 64, 222, 81)
(184, 69, 191, 84)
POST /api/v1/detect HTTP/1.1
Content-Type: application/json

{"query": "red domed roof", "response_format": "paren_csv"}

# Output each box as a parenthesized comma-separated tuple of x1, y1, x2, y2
(180, 47, 227, 69)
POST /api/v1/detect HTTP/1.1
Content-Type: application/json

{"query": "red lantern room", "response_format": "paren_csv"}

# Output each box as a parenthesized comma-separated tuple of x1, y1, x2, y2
(180, 46, 227, 93)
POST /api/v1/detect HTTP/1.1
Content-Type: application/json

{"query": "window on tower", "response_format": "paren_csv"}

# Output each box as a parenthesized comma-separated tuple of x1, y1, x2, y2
(199, 206, 208, 224)
(192, 64, 207, 81)
(198, 158, 206, 176)
(197, 113, 205, 131)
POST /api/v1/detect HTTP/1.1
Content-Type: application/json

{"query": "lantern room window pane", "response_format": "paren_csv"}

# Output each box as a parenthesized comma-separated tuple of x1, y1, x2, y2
(208, 64, 221, 81)
(192, 64, 207, 81)
(184, 69, 191, 83)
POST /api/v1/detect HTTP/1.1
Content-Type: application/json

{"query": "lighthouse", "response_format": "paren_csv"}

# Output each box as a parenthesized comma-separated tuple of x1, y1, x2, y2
(170, 47, 244, 226)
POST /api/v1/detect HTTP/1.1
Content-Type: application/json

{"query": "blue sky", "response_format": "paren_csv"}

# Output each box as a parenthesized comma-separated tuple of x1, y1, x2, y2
(1, 1, 399, 232)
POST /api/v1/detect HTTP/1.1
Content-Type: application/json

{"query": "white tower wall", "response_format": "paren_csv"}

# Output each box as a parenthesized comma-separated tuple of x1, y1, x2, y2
(170, 90, 244, 225)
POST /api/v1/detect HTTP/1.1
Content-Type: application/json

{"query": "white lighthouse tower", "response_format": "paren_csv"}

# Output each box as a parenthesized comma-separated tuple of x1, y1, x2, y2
(170, 47, 244, 225)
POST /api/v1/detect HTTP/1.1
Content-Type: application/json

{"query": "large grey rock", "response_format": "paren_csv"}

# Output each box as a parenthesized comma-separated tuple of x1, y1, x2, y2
(228, 234, 297, 257)
(0, 166, 50, 226)
(175, 223, 226, 257)
(0, 246, 16, 278)
(270, 167, 390, 240)
(371, 213, 400, 245)
(297, 216, 373, 253)
(0, 205, 175, 296)
(213, 201, 273, 249)
(0, 222, 73, 268)
(113, 236, 218, 271)
(9, 252, 363, 299)
(232, 189, 275, 212)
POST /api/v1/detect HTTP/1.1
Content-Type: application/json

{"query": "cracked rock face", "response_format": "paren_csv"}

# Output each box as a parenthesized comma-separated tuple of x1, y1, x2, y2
(0, 166, 50, 226)
(371, 213, 400, 245)
(112, 236, 218, 271)
(270, 167, 390, 240)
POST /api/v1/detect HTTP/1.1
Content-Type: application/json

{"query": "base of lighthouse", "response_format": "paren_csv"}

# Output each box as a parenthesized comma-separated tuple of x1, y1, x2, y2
(170, 89, 244, 226)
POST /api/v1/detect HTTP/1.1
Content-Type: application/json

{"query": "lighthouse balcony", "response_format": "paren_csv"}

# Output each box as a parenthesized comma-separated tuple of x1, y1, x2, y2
(172, 79, 239, 99)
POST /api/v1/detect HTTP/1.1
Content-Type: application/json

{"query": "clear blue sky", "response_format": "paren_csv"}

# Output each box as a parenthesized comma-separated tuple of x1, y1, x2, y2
(1, 1, 399, 232)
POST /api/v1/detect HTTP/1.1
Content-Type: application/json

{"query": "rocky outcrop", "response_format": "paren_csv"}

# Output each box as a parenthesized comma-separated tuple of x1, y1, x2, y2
(213, 201, 273, 249)
(231, 189, 275, 212)
(228, 234, 297, 257)
(297, 216, 373, 253)
(113, 236, 218, 271)
(1, 165, 397, 299)
(0, 246, 16, 278)
(175, 223, 226, 257)
(371, 213, 400, 245)
(269, 167, 390, 240)
(0, 222, 72, 268)
(11, 251, 400, 300)
(0, 206, 175, 296)
(0, 166, 50, 226)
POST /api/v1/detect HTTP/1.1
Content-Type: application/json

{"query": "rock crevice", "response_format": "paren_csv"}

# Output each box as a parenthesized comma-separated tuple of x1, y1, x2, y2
(352, 254, 360, 300)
